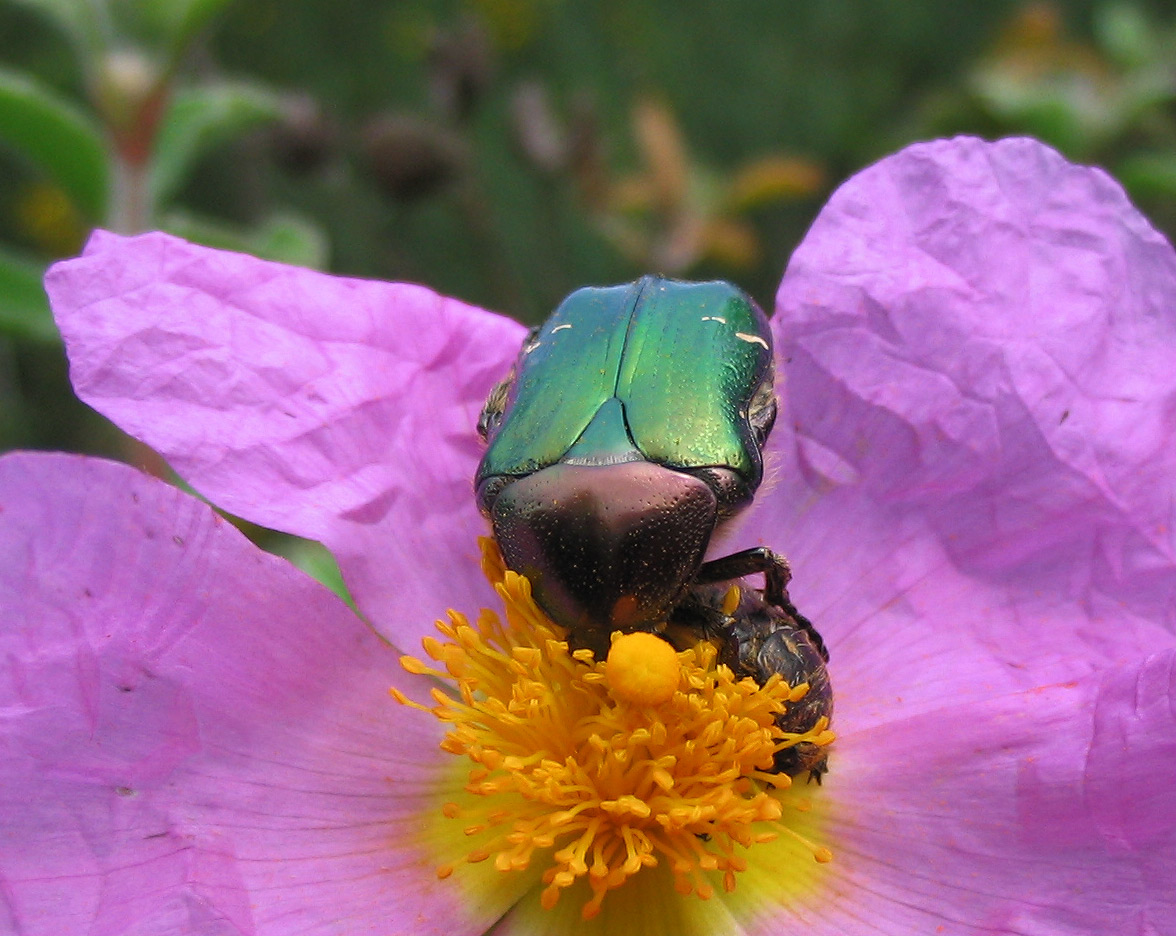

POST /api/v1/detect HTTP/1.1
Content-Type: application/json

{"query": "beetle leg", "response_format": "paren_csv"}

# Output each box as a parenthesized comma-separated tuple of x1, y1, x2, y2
(695, 547, 791, 600)
(695, 548, 829, 662)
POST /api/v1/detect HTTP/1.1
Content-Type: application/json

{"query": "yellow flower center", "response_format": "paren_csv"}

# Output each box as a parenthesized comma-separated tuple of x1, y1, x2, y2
(391, 539, 834, 920)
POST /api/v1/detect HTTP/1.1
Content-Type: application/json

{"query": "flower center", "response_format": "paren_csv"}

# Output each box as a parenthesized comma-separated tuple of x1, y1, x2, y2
(392, 538, 834, 920)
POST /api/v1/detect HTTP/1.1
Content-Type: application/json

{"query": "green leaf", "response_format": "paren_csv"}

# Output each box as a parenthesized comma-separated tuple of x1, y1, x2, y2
(245, 214, 329, 269)
(0, 247, 57, 343)
(4, 0, 101, 56)
(170, 0, 237, 48)
(1095, 3, 1156, 70)
(1116, 152, 1176, 200)
(162, 210, 329, 268)
(110, 0, 236, 60)
(149, 82, 283, 208)
(271, 536, 357, 612)
(0, 67, 110, 221)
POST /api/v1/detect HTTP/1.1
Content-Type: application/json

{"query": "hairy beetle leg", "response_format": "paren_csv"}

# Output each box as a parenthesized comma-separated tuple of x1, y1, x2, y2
(695, 548, 829, 662)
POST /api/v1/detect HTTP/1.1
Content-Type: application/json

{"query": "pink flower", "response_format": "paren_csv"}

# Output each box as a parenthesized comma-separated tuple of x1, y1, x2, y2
(4, 135, 1174, 934)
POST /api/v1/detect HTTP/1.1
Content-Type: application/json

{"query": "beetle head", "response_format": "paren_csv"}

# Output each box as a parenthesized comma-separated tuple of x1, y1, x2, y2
(483, 460, 719, 652)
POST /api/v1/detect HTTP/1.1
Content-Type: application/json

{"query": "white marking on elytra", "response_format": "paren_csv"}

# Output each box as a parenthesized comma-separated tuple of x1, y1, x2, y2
(735, 332, 769, 349)
(551, 323, 573, 333)
(701, 316, 728, 324)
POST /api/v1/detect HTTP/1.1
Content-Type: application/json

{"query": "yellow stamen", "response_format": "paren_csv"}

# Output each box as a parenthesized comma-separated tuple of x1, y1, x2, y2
(393, 538, 834, 919)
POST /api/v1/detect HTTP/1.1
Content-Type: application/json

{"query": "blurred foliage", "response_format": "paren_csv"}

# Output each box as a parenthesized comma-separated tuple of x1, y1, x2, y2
(910, 1, 1176, 233)
(1, 0, 1175, 490)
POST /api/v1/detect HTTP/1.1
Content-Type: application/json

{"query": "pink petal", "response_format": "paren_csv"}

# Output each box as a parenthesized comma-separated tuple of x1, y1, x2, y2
(729, 136, 1176, 716)
(0, 452, 513, 935)
(486, 658, 1176, 935)
(46, 232, 527, 649)
(680, 136, 1176, 935)
(739, 651, 1176, 936)
(729, 439, 1176, 730)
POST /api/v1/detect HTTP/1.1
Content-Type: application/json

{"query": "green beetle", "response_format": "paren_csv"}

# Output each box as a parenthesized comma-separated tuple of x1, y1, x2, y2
(475, 276, 828, 667)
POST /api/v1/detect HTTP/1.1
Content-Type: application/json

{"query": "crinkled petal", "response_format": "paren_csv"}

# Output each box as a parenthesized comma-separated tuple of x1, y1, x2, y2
(738, 137, 1176, 707)
(0, 452, 515, 936)
(46, 232, 527, 648)
(734, 441, 1176, 729)
(727, 652, 1176, 936)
